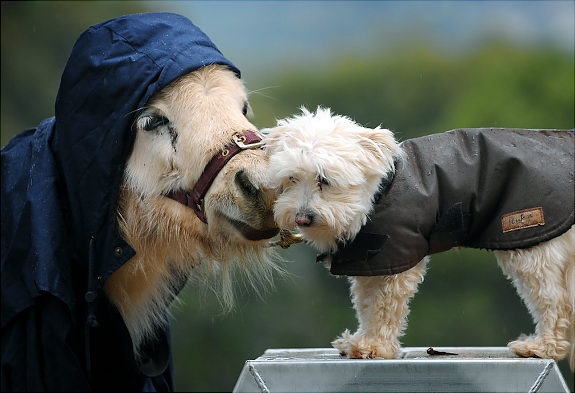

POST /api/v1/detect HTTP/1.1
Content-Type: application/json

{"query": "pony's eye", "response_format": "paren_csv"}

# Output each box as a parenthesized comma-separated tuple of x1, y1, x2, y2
(139, 113, 170, 132)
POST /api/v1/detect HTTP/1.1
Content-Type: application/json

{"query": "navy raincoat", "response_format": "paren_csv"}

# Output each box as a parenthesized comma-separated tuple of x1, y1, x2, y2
(1, 13, 240, 391)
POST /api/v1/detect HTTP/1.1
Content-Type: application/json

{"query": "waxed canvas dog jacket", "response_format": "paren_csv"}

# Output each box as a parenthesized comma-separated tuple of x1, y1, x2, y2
(329, 128, 574, 276)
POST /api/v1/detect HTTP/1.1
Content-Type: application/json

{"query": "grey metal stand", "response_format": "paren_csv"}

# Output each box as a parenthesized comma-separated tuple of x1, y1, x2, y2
(233, 347, 570, 393)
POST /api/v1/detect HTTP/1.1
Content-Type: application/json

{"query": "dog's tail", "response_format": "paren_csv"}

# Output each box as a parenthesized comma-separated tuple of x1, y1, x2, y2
(567, 254, 575, 370)
(565, 226, 575, 370)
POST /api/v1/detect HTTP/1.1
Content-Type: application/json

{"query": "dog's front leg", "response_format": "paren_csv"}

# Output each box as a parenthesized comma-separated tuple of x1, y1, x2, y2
(332, 258, 428, 359)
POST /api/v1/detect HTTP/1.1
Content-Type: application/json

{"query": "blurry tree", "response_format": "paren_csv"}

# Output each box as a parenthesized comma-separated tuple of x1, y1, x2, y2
(2, 2, 573, 392)
(249, 42, 574, 138)
(1, 1, 150, 146)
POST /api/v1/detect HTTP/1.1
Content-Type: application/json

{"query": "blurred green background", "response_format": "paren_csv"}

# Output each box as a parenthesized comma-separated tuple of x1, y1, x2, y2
(1, 1, 573, 391)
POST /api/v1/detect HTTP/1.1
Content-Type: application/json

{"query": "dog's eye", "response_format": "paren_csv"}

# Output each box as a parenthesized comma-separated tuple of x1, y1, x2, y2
(317, 175, 329, 191)
(138, 113, 170, 132)
(317, 175, 330, 186)
(289, 176, 298, 184)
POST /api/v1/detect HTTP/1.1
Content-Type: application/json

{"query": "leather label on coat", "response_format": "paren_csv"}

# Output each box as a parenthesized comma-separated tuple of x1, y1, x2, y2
(502, 207, 545, 233)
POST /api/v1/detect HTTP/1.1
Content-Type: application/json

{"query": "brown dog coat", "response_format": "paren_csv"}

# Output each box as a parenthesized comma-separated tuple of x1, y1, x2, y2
(329, 128, 574, 276)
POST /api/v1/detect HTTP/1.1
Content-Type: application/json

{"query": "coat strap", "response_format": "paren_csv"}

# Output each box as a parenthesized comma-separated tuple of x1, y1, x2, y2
(84, 236, 99, 380)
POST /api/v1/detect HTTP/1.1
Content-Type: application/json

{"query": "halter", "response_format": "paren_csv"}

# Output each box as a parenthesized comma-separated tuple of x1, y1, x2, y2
(165, 130, 264, 223)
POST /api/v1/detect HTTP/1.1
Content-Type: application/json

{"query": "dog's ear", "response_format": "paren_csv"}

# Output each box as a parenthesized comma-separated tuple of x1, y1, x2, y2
(357, 127, 401, 174)
(262, 126, 290, 154)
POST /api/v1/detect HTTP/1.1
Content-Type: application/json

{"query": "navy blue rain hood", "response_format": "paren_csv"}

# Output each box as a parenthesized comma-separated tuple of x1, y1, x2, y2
(2, 12, 239, 391)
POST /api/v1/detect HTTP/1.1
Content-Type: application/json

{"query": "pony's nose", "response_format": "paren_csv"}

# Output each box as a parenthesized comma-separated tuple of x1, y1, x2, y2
(235, 169, 259, 199)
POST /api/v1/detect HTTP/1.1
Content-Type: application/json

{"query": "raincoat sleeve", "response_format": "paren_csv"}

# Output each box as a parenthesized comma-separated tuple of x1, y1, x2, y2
(1, 296, 90, 391)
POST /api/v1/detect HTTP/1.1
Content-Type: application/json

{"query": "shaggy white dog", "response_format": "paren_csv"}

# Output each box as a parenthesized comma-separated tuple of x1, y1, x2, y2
(264, 106, 575, 369)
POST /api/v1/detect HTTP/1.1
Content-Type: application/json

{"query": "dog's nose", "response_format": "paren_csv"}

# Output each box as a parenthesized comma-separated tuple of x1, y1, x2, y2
(295, 211, 314, 227)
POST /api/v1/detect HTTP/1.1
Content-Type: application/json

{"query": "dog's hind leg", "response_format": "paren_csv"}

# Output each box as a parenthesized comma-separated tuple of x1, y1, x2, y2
(495, 226, 575, 366)
(332, 257, 428, 359)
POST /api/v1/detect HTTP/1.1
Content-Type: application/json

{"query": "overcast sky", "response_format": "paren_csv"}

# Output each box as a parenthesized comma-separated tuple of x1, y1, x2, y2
(148, 1, 574, 79)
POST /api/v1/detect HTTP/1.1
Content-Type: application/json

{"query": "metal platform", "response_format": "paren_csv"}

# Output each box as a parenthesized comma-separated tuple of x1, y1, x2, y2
(233, 347, 570, 393)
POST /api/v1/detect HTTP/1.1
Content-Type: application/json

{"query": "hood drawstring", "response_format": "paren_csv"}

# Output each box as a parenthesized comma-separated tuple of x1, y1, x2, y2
(84, 236, 99, 379)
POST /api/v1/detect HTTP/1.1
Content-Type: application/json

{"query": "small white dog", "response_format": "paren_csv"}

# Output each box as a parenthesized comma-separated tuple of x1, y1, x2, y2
(264, 106, 575, 368)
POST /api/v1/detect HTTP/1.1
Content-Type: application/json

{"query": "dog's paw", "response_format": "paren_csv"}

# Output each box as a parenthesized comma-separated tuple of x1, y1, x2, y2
(331, 329, 399, 359)
(508, 334, 569, 361)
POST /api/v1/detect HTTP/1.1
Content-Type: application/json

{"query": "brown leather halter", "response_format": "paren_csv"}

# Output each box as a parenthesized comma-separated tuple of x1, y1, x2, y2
(165, 130, 264, 224)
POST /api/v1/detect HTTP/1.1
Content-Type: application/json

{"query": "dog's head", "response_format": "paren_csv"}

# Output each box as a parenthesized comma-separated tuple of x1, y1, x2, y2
(264, 106, 402, 252)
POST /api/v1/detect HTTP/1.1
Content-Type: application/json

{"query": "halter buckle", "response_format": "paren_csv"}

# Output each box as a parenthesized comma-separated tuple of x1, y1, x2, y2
(233, 131, 265, 149)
